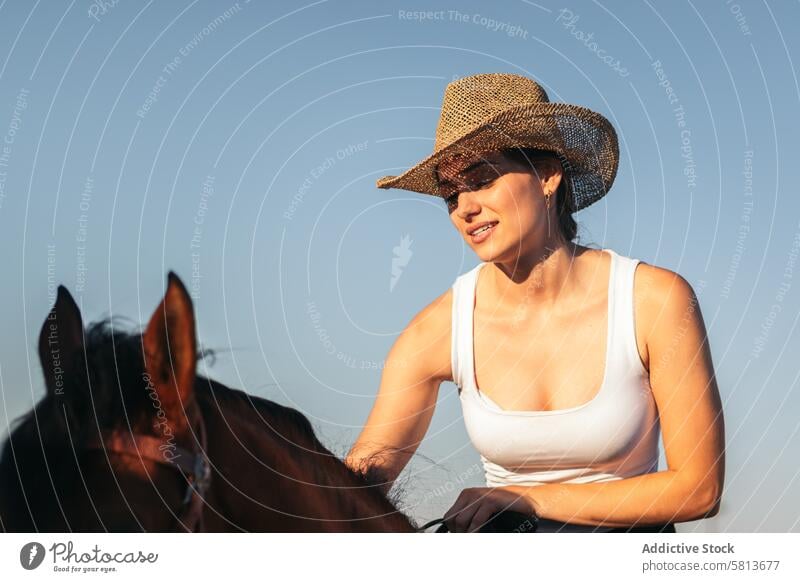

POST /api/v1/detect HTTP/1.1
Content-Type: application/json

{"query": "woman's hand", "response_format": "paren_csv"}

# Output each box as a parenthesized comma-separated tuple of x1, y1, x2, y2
(443, 487, 537, 533)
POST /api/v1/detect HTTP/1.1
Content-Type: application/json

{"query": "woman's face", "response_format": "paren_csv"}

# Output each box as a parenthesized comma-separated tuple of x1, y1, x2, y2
(438, 150, 561, 263)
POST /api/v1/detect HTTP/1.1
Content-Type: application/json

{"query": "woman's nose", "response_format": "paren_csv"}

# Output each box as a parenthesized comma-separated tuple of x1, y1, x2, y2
(456, 191, 480, 217)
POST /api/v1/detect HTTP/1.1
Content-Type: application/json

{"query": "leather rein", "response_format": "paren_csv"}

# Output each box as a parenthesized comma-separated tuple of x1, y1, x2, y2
(416, 510, 539, 533)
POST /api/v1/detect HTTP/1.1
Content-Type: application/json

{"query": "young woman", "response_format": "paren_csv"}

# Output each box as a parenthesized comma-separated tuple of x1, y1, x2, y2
(346, 73, 725, 533)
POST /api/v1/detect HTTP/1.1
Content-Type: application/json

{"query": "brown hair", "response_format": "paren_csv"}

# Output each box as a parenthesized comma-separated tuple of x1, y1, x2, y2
(501, 147, 578, 243)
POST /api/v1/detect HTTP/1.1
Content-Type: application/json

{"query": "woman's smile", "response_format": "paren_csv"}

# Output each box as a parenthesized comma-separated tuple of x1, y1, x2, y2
(468, 220, 499, 244)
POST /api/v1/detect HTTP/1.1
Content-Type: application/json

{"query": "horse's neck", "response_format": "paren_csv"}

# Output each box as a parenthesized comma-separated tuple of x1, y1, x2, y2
(198, 383, 414, 532)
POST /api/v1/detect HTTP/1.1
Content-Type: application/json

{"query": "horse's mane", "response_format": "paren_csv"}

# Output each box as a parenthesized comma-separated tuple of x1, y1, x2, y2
(195, 375, 410, 517)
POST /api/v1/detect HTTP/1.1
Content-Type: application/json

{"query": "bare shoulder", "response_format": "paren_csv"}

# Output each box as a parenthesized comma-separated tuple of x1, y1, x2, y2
(634, 261, 700, 310)
(391, 286, 454, 383)
(633, 261, 704, 370)
(408, 286, 453, 329)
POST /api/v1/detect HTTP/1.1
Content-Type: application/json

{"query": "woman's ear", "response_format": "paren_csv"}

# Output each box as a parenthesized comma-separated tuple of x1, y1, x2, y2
(536, 157, 563, 197)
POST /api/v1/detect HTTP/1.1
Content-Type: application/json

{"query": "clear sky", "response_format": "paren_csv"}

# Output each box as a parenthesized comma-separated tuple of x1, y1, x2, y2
(0, 0, 798, 532)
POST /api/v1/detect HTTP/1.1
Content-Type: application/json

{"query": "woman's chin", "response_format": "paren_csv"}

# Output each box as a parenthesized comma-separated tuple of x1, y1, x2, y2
(472, 240, 505, 262)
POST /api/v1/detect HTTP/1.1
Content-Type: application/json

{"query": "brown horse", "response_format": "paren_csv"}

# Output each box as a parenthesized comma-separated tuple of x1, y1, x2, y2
(0, 273, 415, 532)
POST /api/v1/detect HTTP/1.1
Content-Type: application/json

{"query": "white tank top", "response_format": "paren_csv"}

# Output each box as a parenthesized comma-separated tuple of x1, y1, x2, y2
(451, 248, 662, 532)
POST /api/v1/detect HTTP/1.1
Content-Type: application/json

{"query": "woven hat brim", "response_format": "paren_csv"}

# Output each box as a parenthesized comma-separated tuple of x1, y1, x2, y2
(376, 102, 618, 212)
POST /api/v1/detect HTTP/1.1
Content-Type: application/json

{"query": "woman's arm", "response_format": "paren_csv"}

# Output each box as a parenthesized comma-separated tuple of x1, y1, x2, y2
(508, 267, 725, 527)
(345, 290, 453, 492)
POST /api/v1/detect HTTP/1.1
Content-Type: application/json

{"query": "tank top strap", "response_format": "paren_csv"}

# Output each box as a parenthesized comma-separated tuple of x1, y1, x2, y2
(606, 249, 644, 372)
(450, 263, 484, 390)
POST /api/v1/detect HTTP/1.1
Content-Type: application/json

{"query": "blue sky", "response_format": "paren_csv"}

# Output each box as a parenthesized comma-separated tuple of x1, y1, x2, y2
(0, 0, 798, 532)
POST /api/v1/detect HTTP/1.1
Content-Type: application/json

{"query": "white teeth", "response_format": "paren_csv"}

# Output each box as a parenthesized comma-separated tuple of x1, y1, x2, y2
(472, 223, 495, 235)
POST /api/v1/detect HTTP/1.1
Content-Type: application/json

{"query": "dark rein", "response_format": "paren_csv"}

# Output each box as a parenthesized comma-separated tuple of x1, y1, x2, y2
(416, 510, 539, 533)
(83, 405, 211, 532)
(417, 513, 677, 533)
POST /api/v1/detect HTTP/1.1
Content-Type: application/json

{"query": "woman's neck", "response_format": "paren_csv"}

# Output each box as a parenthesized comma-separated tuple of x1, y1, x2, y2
(485, 241, 590, 310)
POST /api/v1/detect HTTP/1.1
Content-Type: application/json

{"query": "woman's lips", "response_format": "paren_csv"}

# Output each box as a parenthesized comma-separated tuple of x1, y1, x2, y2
(469, 222, 498, 244)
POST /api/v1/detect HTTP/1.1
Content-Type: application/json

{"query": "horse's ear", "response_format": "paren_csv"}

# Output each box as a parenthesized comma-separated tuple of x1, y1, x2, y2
(38, 285, 84, 396)
(143, 272, 196, 425)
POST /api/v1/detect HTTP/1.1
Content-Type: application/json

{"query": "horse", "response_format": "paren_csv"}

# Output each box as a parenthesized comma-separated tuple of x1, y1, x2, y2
(0, 272, 416, 532)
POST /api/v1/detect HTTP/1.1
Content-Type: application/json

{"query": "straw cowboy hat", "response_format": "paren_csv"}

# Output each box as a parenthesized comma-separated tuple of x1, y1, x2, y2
(376, 73, 619, 212)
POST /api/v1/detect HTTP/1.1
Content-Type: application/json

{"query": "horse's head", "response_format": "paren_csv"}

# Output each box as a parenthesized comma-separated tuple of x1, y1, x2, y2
(0, 273, 207, 532)
(1, 273, 416, 532)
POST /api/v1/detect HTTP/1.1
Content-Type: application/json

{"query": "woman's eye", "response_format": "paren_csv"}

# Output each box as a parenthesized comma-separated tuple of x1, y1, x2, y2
(467, 167, 498, 189)
(460, 178, 494, 193)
